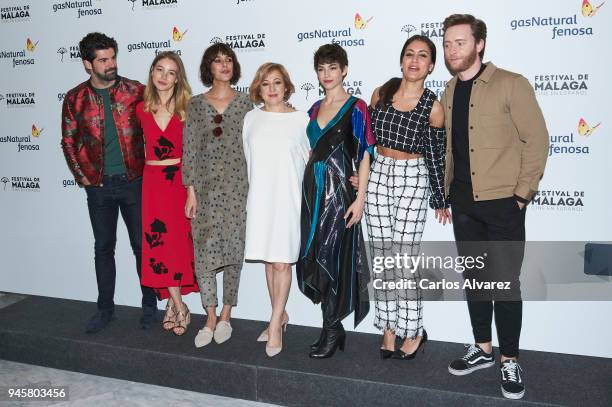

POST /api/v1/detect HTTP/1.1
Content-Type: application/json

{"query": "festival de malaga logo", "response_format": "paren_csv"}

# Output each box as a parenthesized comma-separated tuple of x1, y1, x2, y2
(548, 117, 601, 157)
(531, 188, 586, 211)
(52, 0, 103, 18)
(300, 78, 367, 100)
(0, 38, 37, 68)
(510, 0, 605, 39)
(0, 91, 36, 108)
(210, 29, 267, 52)
(1, 4, 31, 23)
(127, 0, 180, 12)
(1, 175, 41, 192)
(400, 20, 444, 42)
(0, 124, 43, 152)
(533, 73, 590, 96)
(57, 44, 82, 63)
(127, 26, 187, 55)
(296, 12, 373, 47)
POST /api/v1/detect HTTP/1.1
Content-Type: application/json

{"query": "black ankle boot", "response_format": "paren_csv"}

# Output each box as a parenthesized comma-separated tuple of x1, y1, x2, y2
(309, 322, 346, 358)
(310, 328, 326, 351)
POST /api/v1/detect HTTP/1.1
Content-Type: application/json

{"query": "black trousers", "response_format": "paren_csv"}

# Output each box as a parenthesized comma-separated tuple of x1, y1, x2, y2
(85, 174, 157, 311)
(451, 181, 525, 358)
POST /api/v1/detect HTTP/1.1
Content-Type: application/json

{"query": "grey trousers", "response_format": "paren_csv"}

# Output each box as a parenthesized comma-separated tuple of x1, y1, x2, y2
(195, 264, 241, 308)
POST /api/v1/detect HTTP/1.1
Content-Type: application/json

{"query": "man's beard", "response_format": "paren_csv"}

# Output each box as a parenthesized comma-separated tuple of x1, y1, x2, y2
(446, 47, 478, 75)
(93, 68, 118, 82)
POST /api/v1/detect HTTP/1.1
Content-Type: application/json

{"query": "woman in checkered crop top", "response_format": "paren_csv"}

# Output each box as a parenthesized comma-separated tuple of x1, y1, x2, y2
(365, 35, 451, 360)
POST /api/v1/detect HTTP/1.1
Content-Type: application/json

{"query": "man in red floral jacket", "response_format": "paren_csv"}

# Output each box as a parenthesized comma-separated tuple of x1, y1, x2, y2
(61, 32, 157, 333)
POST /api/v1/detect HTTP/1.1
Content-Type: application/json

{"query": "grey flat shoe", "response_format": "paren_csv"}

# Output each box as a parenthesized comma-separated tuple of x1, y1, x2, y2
(194, 326, 214, 348)
(214, 321, 233, 344)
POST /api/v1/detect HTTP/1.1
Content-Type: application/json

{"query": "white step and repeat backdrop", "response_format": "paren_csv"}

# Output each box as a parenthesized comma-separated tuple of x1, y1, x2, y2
(1, 0, 611, 357)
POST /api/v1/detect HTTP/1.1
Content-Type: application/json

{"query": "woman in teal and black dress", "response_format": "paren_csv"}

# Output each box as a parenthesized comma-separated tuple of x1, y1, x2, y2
(297, 43, 376, 358)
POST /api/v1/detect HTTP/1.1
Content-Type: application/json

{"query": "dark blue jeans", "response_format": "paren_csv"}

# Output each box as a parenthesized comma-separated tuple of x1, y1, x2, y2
(85, 174, 157, 311)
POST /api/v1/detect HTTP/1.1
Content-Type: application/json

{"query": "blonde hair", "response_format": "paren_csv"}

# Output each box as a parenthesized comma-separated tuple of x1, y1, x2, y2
(143, 51, 191, 121)
(249, 62, 295, 104)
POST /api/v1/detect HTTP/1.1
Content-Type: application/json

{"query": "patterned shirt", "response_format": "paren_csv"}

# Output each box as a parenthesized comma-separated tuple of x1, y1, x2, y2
(370, 88, 447, 209)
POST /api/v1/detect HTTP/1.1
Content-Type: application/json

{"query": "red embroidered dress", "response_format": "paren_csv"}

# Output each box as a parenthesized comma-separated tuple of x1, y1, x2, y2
(137, 102, 198, 299)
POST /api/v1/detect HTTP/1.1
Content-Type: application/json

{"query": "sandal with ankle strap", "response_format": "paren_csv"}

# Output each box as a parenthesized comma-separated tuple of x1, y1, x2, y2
(162, 301, 177, 331)
(173, 305, 191, 336)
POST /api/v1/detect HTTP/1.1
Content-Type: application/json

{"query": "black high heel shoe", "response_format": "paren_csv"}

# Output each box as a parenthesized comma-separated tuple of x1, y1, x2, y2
(309, 324, 346, 358)
(380, 348, 394, 359)
(310, 328, 326, 351)
(391, 330, 428, 360)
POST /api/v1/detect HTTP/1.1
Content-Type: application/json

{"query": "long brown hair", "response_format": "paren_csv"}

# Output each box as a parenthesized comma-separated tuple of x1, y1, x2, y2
(143, 51, 191, 121)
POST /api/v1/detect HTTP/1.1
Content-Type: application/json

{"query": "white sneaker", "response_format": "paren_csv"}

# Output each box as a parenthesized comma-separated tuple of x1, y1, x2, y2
(500, 360, 525, 400)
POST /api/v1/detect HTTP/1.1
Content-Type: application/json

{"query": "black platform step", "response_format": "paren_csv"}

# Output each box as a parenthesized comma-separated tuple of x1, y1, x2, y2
(0, 295, 610, 406)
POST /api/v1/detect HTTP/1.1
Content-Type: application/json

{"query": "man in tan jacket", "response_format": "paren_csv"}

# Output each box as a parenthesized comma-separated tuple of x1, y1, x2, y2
(441, 14, 548, 400)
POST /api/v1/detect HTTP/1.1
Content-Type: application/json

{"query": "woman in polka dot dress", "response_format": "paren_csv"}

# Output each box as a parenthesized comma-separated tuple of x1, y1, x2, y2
(182, 43, 252, 347)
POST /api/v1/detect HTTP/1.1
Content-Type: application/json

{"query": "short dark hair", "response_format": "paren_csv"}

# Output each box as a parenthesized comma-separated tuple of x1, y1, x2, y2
(313, 43, 348, 71)
(79, 32, 118, 63)
(443, 14, 487, 60)
(199, 43, 241, 87)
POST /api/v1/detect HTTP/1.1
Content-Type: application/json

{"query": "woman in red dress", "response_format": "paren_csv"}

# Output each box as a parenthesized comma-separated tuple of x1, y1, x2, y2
(138, 51, 198, 336)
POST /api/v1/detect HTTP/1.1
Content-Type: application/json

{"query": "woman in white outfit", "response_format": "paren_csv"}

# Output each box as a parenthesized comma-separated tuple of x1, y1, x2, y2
(242, 62, 309, 357)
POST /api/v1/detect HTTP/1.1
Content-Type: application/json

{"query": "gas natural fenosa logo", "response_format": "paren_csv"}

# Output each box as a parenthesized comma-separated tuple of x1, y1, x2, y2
(510, 1, 604, 39)
(296, 12, 371, 47)
(51, 0, 103, 18)
(548, 118, 601, 157)
(126, 27, 186, 55)
(0, 123, 43, 152)
(0, 38, 37, 68)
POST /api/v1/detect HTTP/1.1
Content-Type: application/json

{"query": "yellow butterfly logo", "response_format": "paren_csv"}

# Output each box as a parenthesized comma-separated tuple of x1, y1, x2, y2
(172, 27, 188, 42)
(32, 124, 44, 137)
(577, 118, 601, 137)
(582, 0, 606, 17)
(26, 38, 39, 52)
(354, 13, 373, 29)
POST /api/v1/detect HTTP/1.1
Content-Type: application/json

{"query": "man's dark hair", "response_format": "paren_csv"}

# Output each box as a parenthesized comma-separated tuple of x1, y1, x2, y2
(79, 32, 118, 63)
(313, 43, 348, 71)
(199, 43, 241, 87)
(443, 14, 487, 60)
